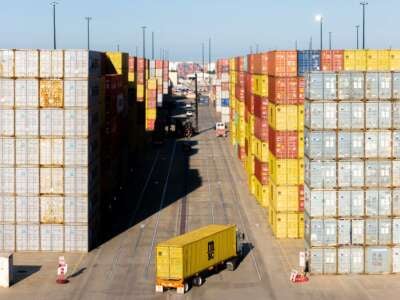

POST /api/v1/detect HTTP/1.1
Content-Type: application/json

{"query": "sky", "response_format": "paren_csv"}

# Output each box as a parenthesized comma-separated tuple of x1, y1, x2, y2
(0, 0, 399, 61)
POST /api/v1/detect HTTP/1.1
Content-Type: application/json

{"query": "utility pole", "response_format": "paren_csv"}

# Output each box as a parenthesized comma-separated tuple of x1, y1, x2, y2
(151, 31, 155, 60)
(250, 46, 253, 54)
(117, 44, 120, 51)
(309, 37, 313, 50)
(195, 73, 199, 132)
(329, 32, 332, 50)
(356, 25, 360, 49)
(141, 26, 147, 58)
(360, 1, 368, 49)
(50, 2, 58, 49)
(135, 46, 138, 57)
(202, 42, 205, 80)
(85, 17, 92, 50)
(315, 15, 323, 51)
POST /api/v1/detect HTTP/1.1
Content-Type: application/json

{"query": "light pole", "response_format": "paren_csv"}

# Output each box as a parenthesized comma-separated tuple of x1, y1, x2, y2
(208, 37, 211, 88)
(360, 1, 368, 49)
(202, 42, 205, 80)
(250, 46, 253, 54)
(85, 17, 92, 50)
(329, 32, 332, 50)
(356, 25, 360, 49)
(50, 2, 58, 49)
(141, 26, 147, 58)
(151, 31, 155, 60)
(315, 15, 323, 51)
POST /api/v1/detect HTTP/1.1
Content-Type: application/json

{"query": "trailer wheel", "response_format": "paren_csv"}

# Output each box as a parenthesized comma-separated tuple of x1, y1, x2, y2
(226, 259, 237, 271)
(192, 276, 203, 286)
(177, 282, 190, 294)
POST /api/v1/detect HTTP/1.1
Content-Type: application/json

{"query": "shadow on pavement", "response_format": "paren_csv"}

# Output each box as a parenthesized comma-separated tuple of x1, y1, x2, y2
(13, 265, 41, 284)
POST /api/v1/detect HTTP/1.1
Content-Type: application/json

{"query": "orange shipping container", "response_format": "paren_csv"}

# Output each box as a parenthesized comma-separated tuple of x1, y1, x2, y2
(254, 53, 268, 75)
(268, 77, 303, 105)
(268, 51, 297, 77)
(321, 50, 344, 71)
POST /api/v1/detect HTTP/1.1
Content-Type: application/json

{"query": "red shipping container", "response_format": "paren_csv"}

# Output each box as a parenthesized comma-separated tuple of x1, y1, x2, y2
(235, 85, 245, 102)
(146, 119, 155, 131)
(238, 145, 246, 161)
(253, 95, 268, 119)
(236, 71, 246, 85)
(254, 157, 268, 185)
(298, 185, 304, 212)
(268, 51, 297, 77)
(221, 82, 229, 91)
(128, 57, 136, 72)
(269, 127, 300, 158)
(321, 50, 344, 71)
(137, 58, 145, 72)
(147, 90, 157, 99)
(235, 57, 245, 72)
(253, 52, 268, 75)
(254, 116, 268, 142)
(155, 60, 163, 69)
(137, 72, 145, 84)
(298, 77, 305, 104)
(268, 76, 302, 105)
(247, 54, 255, 74)
(147, 100, 156, 109)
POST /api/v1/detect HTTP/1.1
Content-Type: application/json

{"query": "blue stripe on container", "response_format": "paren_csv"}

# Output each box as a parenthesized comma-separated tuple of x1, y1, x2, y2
(298, 50, 321, 76)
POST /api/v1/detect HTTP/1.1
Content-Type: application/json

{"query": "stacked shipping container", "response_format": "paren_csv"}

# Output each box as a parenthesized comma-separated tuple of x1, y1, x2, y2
(215, 59, 230, 123)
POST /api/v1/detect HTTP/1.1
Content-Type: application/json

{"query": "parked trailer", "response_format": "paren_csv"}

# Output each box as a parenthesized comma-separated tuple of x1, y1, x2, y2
(155, 224, 244, 294)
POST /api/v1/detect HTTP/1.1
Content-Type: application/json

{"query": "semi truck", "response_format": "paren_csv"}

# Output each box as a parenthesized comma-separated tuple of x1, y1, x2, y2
(155, 224, 245, 294)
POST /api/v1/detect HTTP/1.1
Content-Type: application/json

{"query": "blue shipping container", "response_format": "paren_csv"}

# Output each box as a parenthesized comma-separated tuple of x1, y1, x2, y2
(298, 50, 321, 76)
(221, 98, 230, 107)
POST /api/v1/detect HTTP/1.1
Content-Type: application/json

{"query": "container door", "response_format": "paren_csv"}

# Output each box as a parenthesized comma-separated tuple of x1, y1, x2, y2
(156, 246, 170, 279)
(169, 247, 183, 280)
(338, 247, 350, 274)
(393, 247, 400, 273)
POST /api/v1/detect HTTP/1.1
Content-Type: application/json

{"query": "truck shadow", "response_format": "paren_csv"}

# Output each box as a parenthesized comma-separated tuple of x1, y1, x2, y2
(13, 265, 41, 285)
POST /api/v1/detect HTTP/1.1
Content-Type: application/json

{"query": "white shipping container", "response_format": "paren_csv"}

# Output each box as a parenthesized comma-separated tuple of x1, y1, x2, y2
(65, 197, 88, 224)
(16, 224, 40, 251)
(14, 49, 39, 78)
(64, 167, 88, 196)
(64, 138, 88, 166)
(15, 79, 39, 108)
(338, 72, 364, 100)
(366, 102, 392, 129)
(338, 161, 364, 187)
(393, 247, 400, 273)
(64, 50, 102, 79)
(304, 102, 337, 129)
(40, 139, 63, 166)
(338, 190, 364, 217)
(0, 253, 13, 288)
(0, 196, 15, 223)
(0, 138, 14, 166)
(40, 196, 64, 224)
(0, 79, 14, 108)
(0, 109, 14, 136)
(64, 225, 88, 252)
(337, 247, 364, 274)
(0, 50, 14, 77)
(16, 196, 39, 223)
(64, 80, 88, 108)
(15, 167, 39, 195)
(15, 109, 39, 137)
(40, 224, 63, 251)
(338, 102, 365, 129)
(0, 225, 15, 251)
(15, 138, 39, 165)
(365, 72, 392, 100)
(64, 109, 88, 137)
(337, 132, 364, 158)
(40, 167, 63, 194)
(0, 168, 14, 194)
(40, 109, 63, 137)
(39, 50, 63, 78)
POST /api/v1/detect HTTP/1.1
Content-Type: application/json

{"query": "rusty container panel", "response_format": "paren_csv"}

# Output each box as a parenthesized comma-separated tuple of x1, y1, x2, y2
(40, 80, 64, 108)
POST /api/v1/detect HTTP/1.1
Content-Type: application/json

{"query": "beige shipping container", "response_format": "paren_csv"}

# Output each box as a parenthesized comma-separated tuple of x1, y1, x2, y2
(0, 138, 14, 166)
(40, 167, 63, 194)
(64, 167, 88, 196)
(15, 167, 39, 195)
(0, 168, 14, 194)
(64, 109, 88, 137)
(16, 196, 39, 223)
(64, 197, 87, 223)
(15, 79, 39, 108)
(40, 196, 64, 224)
(15, 109, 39, 137)
(40, 139, 63, 166)
(39, 80, 63, 108)
(64, 138, 88, 166)
(0, 50, 14, 77)
(15, 50, 39, 78)
(64, 80, 89, 108)
(39, 50, 63, 78)
(40, 109, 63, 137)
(0, 109, 14, 136)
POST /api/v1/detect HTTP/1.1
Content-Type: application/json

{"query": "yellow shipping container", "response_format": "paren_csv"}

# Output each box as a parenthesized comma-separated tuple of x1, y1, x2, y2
(147, 78, 157, 90)
(298, 213, 304, 238)
(269, 209, 302, 239)
(40, 79, 63, 108)
(269, 154, 303, 186)
(156, 225, 237, 284)
(344, 50, 367, 71)
(238, 101, 245, 117)
(137, 84, 145, 100)
(269, 182, 299, 212)
(245, 154, 255, 176)
(268, 103, 304, 131)
(146, 109, 157, 120)
(254, 176, 268, 207)
(390, 50, 400, 70)
(252, 75, 268, 97)
(105, 52, 129, 75)
(229, 59, 235, 71)
(298, 131, 304, 158)
(253, 136, 268, 162)
(366, 50, 390, 71)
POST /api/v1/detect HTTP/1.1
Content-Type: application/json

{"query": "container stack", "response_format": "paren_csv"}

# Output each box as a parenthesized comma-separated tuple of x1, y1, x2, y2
(267, 51, 304, 238)
(228, 58, 237, 146)
(216, 59, 230, 124)
(0, 49, 103, 252)
(145, 78, 157, 131)
(153, 60, 163, 107)
(305, 71, 400, 274)
(162, 60, 169, 95)
(136, 57, 146, 102)
(250, 53, 269, 207)
(234, 56, 247, 162)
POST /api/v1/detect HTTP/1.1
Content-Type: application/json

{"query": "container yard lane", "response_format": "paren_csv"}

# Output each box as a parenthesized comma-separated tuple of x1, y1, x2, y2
(3, 100, 400, 300)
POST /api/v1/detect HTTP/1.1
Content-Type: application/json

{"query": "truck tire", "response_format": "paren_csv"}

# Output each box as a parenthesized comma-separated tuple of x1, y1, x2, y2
(226, 259, 237, 271)
(192, 276, 203, 286)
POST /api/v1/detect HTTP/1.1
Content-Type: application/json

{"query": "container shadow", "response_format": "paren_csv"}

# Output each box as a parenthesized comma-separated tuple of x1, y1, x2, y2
(13, 265, 41, 285)
(67, 267, 86, 279)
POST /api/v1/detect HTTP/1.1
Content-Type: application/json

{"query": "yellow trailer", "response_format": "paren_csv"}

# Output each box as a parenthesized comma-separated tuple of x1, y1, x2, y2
(155, 224, 244, 294)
